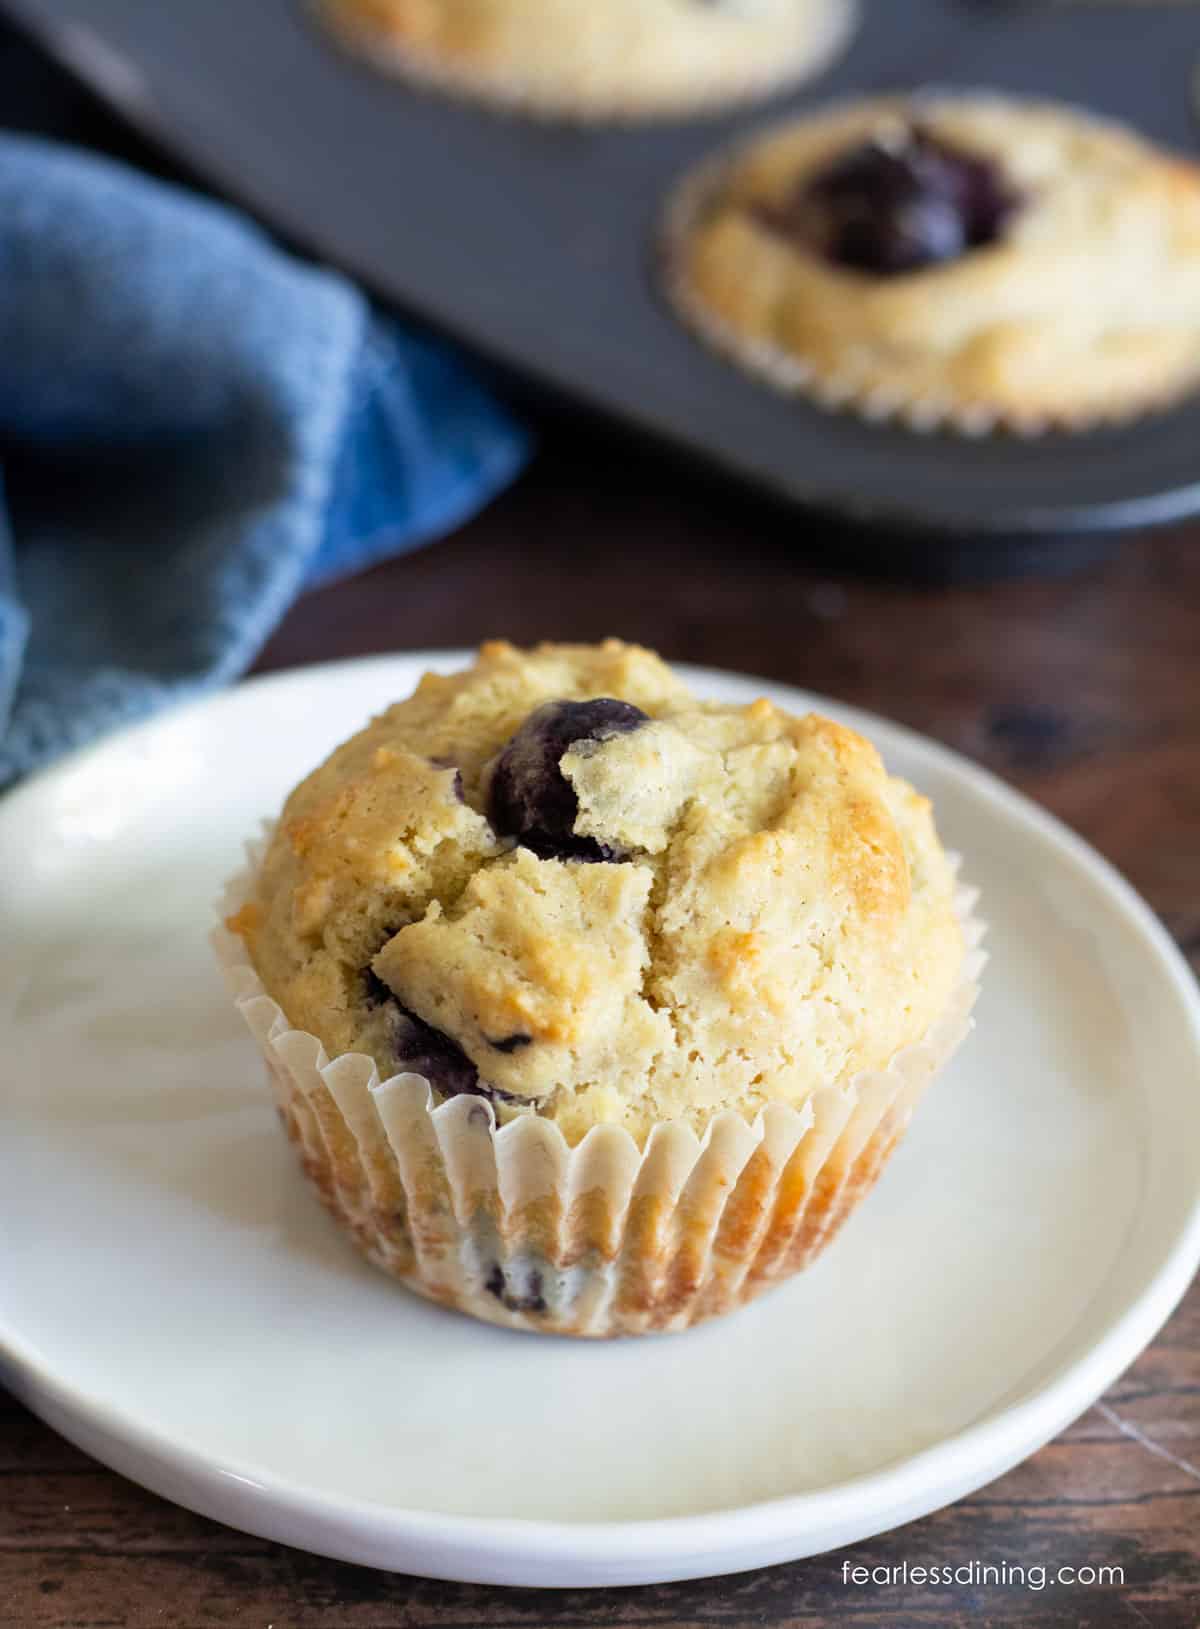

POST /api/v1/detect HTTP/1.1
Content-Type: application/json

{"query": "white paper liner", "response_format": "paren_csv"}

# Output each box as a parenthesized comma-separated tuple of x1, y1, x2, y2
(308, 0, 860, 125)
(214, 827, 985, 1337)
(660, 93, 1200, 437)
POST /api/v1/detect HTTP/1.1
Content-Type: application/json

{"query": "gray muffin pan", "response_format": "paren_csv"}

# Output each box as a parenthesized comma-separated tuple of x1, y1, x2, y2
(5, 0, 1200, 563)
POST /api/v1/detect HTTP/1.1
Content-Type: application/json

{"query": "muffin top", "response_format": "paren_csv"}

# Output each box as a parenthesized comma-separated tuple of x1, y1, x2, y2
(314, 0, 858, 120)
(668, 94, 1200, 431)
(232, 641, 963, 1145)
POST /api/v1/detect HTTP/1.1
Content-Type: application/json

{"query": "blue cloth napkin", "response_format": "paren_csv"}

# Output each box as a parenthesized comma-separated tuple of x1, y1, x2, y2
(0, 135, 530, 788)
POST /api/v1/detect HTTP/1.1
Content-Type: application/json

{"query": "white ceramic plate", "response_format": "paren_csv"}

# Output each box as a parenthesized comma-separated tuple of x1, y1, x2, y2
(2, 655, 1199, 1588)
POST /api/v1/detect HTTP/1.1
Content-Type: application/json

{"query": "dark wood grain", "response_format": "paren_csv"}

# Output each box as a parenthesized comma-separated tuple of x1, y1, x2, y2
(1, 22, 1198, 1629)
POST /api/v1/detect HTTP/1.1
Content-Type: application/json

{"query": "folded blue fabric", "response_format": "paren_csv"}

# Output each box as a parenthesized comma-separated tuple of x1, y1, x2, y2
(0, 135, 530, 788)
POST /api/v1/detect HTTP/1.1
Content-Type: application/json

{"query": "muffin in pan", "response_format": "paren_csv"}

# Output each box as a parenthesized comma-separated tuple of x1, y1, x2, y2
(665, 94, 1200, 434)
(311, 0, 859, 121)
(217, 641, 982, 1336)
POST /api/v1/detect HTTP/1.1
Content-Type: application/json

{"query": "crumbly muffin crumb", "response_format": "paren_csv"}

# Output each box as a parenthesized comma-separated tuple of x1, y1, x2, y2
(235, 641, 963, 1145)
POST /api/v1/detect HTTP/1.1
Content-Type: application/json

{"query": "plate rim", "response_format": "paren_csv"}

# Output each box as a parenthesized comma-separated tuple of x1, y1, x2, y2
(3, 652, 1199, 1584)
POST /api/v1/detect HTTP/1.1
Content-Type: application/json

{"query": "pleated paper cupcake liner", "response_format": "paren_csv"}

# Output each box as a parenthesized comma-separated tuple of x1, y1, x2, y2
(214, 828, 985, 1337)
(308, 0, 860, 125)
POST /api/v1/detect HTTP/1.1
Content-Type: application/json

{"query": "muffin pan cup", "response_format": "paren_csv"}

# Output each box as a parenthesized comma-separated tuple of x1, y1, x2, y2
(214, 830, 985, 1338)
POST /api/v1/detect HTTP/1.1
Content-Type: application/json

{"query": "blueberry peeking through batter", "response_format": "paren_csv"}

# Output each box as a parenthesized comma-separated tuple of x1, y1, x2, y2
(233, 639, 964, 1142)
(668, 94, 1200, 432)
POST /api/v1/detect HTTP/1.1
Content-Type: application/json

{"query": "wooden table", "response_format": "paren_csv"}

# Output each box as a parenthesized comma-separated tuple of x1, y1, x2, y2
(2, 27, 1198, 1629)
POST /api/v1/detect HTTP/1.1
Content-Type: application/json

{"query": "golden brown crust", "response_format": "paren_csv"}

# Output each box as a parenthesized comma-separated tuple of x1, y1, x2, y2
(235, 641, 964, 1147)
(311, 0, 858, 121)
(666, 94, 1200, 433)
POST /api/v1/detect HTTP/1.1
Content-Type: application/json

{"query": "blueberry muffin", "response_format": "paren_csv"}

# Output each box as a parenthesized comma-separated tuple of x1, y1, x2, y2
(312, 0, 859, 121)
(666, 95, 1200, 433)
(218, 642, 982, 1334)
